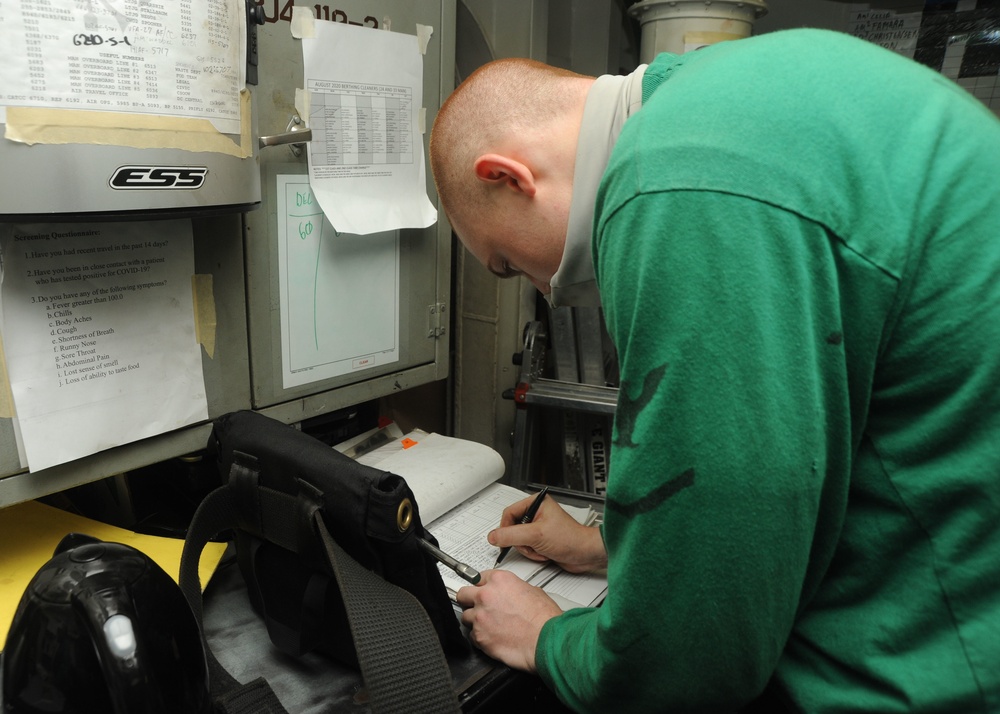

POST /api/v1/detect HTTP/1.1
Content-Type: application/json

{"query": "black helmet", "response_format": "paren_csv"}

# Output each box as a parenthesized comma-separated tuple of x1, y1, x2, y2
(2, 533, 211, 714)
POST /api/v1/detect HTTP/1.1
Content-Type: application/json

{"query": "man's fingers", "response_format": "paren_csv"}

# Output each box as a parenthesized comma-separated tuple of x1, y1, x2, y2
(488, 523, 537, 548)
(455, 580, 483, 608)
(487, 526, 506, 547)
(489, 524, 548, 561)
(498, 494, 542, 527)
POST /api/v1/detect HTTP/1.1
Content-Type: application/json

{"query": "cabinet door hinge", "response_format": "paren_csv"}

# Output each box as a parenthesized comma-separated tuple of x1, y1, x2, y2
(426, 303, 447, 339)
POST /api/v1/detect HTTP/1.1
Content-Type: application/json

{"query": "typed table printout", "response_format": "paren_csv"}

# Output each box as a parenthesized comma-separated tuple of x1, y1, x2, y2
(309, 83, 413, 170)
(300, 16, 435, 234)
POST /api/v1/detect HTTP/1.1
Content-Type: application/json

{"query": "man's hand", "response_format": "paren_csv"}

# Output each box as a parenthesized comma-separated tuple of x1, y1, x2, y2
(456, 570, 563, 671)
(489, 494, 608, 574)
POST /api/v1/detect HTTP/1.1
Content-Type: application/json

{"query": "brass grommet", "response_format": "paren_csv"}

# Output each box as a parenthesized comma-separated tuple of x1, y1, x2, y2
(397, 498, 413, 532)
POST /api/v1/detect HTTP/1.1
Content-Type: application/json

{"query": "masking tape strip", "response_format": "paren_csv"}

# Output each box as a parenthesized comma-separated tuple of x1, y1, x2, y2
(192, 274, 217, 360)
(239, 90, 253, 156)
(290, 5, 316, 38)
(295, 87, 311, 123)
(416, 24, 434, 55)
(0, 332, 16, 419)
(3, 89, 253, 159)
(416, 26, 433, 134)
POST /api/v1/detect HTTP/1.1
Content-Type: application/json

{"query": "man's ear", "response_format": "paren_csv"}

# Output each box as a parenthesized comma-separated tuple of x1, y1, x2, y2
(473, 154, 537, 197)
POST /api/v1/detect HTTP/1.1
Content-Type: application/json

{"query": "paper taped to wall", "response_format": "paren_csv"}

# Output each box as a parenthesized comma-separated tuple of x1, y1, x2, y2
(298, 15, 437, 234)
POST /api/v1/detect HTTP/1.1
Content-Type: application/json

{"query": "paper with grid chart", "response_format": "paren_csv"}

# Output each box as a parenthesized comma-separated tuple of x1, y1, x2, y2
(300, 17, 436, 234)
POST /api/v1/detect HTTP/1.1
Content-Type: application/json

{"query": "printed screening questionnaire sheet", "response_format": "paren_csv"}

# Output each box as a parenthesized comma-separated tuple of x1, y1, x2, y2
(0, 221, 208, 472)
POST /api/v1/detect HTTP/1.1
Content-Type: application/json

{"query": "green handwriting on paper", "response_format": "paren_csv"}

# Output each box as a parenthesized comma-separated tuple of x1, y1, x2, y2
(291, 188, 340, 350)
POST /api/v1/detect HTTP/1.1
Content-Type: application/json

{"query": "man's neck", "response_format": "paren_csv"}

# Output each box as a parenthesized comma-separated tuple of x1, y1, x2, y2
(548, 64, 648, 308)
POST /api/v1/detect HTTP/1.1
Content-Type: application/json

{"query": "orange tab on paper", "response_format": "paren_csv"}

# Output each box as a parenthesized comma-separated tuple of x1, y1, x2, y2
(401, 437, 418, 449)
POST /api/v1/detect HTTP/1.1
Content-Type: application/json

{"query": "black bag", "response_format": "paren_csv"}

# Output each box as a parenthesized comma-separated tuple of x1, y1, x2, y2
(179, 410, 466, 714)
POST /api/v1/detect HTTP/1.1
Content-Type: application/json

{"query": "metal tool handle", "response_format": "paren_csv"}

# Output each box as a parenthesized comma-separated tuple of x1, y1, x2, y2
(418, 537, 481, 584)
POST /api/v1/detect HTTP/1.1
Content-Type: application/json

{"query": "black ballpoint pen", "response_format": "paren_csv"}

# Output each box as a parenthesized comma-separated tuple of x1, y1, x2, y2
(493, 486, 549, 568)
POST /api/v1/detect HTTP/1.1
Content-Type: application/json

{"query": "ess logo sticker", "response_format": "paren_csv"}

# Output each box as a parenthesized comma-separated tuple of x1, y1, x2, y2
(109, 166, 209, 190)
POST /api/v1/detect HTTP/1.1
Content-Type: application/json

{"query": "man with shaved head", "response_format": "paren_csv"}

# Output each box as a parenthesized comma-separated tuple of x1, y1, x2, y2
(431, 28, 1000, 714)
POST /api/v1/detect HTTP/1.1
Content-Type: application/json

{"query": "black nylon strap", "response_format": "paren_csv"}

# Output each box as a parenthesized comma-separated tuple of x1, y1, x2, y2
(179, 484, 238, 626)
(214, 677, 288, 714)
(179, 483, 278, 712)
(180, 464, 461, 713)
(313, 514, 460, 714)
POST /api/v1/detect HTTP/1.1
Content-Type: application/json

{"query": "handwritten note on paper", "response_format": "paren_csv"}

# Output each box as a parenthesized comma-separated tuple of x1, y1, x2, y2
(0, 220, 208, 471)
(428, 482, 607, 609)
(428, 483, 552, 594)
(300, 18, 436, 234)
(276, 175, 400, 389)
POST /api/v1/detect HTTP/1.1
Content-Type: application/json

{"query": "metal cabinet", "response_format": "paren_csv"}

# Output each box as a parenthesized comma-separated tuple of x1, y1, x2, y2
(0, 0, 455, 507)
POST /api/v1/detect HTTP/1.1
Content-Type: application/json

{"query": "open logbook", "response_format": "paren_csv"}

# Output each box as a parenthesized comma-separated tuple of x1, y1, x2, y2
(338, 427, 607, 611)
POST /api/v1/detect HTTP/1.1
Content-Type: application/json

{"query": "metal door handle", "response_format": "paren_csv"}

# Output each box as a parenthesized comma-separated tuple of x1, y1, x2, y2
(259, 116, 312, 155)
(258, 127, 313, 148)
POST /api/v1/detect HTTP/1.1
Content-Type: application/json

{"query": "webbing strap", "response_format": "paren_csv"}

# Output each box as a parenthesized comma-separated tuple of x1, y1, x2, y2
(214, 677, 288, 714)
(313, 514, 460, 714)
(180, 485, 274, 711)
(180, 475, 460, 713)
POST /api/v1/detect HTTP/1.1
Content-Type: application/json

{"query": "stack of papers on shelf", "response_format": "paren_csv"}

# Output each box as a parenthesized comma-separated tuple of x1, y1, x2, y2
(339, 425, 607, 610)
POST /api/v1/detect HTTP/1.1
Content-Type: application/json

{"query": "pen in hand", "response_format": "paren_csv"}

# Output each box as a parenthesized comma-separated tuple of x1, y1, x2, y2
(493, 486, 549, 568)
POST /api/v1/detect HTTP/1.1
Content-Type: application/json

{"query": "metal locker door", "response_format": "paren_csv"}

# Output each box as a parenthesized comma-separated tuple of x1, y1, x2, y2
(246, 0, 456, 423)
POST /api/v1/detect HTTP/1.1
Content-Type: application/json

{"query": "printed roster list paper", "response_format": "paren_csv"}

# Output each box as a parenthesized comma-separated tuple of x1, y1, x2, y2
(0, 0, 244, 133)
(0, 221, 208, 471)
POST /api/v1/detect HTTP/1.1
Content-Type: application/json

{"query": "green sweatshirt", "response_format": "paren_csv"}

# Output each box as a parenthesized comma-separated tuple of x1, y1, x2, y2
(535, 29, 1000, 713)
